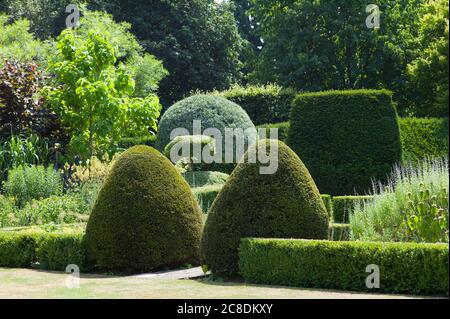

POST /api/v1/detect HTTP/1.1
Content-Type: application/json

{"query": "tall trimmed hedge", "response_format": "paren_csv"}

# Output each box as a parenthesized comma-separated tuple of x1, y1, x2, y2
(85, 145, 203, 273)
(216, 85, 296, 125)
(287, 90, 402, 196)
(239, 238, 449, 295)
(399, 117, 449, 162)
(201, 140, 329, 276)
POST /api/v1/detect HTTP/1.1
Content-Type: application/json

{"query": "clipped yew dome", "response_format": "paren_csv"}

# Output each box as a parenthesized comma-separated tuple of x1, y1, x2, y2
(85, 145, 203, 273)
(201, 140, 329, 276)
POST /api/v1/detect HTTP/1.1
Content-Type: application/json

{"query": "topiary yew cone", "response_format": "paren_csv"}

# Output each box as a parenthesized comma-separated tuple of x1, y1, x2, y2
(201, 140, 329, 276)
(85, 145, 203, 273)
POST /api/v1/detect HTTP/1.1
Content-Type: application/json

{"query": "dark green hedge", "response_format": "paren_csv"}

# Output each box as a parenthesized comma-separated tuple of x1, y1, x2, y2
(399, 117, 449, 162)
(257, 122, 290, 142)
(239, 238, 449, 295)
(0, 231, 88, 271)
(332, 196, 374, 223)
(218, 85, 296, 125)
(287, 89, 402, 196)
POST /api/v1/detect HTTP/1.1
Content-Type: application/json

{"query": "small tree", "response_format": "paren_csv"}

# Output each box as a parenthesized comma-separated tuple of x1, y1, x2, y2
(45, 30, 161, 160)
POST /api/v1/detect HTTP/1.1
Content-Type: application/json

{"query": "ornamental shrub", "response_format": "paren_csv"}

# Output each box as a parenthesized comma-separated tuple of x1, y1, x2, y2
(155, 94, 256, 164)
(85, 145, 203, 273)
(201, 140, 329, 276)
(287, 89, 402, 196)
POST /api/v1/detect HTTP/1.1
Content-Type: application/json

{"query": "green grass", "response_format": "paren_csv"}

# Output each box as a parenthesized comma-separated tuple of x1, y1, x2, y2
(0, 268, 424, 299)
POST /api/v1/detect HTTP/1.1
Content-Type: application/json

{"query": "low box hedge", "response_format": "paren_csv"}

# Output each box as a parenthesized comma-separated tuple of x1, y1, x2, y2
(256, 122, 290, 142)
(0, 230, 89, 271)
(320, 194, 332, 218)
(193, 184, 223, 214)
(239, 238, 449, 295)
(332, 196, 374, 223)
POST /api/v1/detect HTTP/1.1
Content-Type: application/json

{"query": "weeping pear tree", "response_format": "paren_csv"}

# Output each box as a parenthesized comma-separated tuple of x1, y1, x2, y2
(45, 29, 162, 160)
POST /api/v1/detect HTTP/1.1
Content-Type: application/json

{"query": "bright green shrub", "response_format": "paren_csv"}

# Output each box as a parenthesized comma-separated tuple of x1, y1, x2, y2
(239, 238, 449, 295)
(320, 194, 333, 218)
(216, 85, 296, 125)
(399, 117, 449, 162)
(351, 158, 449, 243)
(0, 232, 36, 267)
(287, 90, 402, 196)
(193, 184, 223, 214)
(257, 122, 290, 142)
(201, 140, 329, 276)
(3, 165, 62, 208)
(328, 223, 351, 241)
(155, 95, 256, 163)
(183, 171, 229, 188)
(332, 196, 374, 223)
(85, 145, 203, 273)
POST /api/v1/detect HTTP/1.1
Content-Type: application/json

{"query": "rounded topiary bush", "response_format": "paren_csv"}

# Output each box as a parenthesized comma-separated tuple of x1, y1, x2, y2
(85, 145, 203, 273)
(201, 140, 329, 276)
(155, 94, 256, 164)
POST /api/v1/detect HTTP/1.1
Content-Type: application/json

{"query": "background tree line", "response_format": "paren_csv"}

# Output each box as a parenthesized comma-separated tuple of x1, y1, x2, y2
(0, 0, 448, 116)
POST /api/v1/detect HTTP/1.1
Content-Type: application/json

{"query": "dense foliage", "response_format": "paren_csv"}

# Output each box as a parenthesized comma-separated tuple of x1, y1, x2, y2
(92, 0, 244, 104)
(239, 238, 449, 295)
(201, 140, 329, 276)
(399, 117, 449, 162)
(0, 14, 52, 67)
(351, 158, 449, 243)
(45, 30, 161, 160)
(287, 90, 402, 196)
(85, 146, 203, 273)
(408, 0, 449, 117)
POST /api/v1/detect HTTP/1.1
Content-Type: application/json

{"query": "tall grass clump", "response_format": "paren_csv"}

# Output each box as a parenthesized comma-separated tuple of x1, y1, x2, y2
(351, 157, 449, 243)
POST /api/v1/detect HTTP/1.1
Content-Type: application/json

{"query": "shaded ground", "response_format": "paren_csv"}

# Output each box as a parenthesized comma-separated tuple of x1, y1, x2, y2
(0, 268, 430, 299)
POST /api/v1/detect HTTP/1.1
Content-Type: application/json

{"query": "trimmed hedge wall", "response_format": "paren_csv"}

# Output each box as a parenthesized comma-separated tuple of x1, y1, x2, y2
(239, 238, 449, 295)
(287, 89, 402, 196)
(332, 196, 374, 223)
(217, 85, 296, 125)
(257, 122, 290, 142)
(0, 230, 88, 271)
(399, 117, 449, 162)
